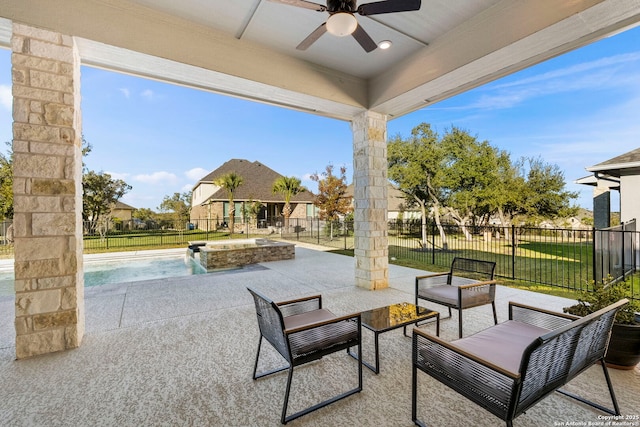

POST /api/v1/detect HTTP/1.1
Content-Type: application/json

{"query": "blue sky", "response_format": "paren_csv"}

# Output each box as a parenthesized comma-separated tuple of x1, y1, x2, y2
(1, 25, 639, 211)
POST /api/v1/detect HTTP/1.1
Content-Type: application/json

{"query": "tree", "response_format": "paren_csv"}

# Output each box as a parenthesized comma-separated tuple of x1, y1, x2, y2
(388, 123, 449, 249)
(0, 143, 13, 221)
(272, 176, 307, 230)
(514, 156, 579, 223)
(158, 192, 192, 227)
(133, 207, 156, 222)
(131, 207, 157, 229)
(439, 127, 513, 239)
(241, 199, 264, 227)
(214, 172, 244, 235)
(82, 171, 132, 233)
(310, 165, 352, 240)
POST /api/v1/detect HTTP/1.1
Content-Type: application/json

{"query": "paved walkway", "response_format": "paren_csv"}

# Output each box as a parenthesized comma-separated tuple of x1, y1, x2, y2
(0, 247, 638, 426)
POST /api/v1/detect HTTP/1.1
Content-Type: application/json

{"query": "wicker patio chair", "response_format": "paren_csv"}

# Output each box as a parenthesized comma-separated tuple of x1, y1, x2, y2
(415, 257, 497, 338)
(412, 299, 627, 427)
(247, 287, 362, 424)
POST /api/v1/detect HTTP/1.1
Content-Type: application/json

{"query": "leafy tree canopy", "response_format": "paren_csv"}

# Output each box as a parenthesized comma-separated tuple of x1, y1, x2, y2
(388, 122, 579, 235)
(158, 192, 192, 224)
(311, 164, 352, 221)
(82, 170, 132, 226)
(272, 175, 306, 228)
(213, 172, 244, 233)
(0, 143, 13, 221)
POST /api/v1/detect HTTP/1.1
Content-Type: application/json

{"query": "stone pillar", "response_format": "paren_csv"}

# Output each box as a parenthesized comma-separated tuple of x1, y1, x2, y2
(11, 23, 84, 359)
(351, 111, 388, 290)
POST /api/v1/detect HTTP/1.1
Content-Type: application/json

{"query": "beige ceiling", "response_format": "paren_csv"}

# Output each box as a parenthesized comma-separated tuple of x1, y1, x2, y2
(1, 0, 640, 121)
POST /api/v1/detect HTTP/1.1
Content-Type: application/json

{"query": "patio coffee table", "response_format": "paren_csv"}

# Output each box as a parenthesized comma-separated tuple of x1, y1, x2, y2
(349, 302, 439, 374)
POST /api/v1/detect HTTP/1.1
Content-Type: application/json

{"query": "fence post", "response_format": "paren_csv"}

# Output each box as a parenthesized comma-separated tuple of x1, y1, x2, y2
(511, 225, 516, 280)
(622, 226, 626, 281)
(317, 217, 320, 245)
(592, 227, 597, 284)
(344, 220, 347, 250)
(431, 221, 435, 265)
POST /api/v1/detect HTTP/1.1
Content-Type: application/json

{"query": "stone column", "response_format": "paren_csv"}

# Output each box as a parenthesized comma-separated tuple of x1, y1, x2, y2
(11, 23, 84, 359)
(351, 111, 388, 290)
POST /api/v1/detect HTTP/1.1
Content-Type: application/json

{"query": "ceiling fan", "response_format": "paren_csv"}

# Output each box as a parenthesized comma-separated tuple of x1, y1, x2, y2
(267, 0, 421, 52)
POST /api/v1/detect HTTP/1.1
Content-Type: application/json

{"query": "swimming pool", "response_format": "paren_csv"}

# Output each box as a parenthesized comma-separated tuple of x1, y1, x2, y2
(0, 253, 208, 297)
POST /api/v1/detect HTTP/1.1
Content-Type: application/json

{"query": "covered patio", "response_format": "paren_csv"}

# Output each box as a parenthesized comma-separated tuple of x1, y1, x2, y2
(0, 246, 638, 425)
(1, 0, 640, 358)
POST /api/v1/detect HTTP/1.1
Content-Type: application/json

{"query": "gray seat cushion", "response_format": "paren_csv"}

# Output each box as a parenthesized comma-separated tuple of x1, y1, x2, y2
(284, 309, 337, 330)
(453, 320, 550, 373)
(419, 284, 493, 308)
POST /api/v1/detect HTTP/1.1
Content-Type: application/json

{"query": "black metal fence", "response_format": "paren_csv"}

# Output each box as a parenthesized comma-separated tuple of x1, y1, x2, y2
(1, 217, 638, 300)
(594, 219, 638, 285)
(281, 217, 638, 301)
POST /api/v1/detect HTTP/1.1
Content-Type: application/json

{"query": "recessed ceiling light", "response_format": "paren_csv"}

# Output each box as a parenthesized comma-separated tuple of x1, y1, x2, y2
(378, 40, 392, 50)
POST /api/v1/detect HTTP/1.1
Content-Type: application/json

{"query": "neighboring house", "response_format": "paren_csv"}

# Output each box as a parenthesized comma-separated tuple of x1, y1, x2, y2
(345, 182, 421, 221)
(577, 147, 640, 228)
(110, 201, 135, 222)
(190, 159, 316, 230)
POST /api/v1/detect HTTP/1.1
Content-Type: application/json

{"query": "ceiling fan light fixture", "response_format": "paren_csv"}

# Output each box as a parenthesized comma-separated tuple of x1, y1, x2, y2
(326, 12, 358, 37)
(378, 40, 392, 50)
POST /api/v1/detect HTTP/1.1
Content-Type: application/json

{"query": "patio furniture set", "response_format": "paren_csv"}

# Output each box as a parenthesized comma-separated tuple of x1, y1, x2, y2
(248, 257, 628, 425)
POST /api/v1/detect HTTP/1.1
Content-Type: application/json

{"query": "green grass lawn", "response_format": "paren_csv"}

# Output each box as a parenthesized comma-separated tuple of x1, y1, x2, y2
(329, 248, 584, 301)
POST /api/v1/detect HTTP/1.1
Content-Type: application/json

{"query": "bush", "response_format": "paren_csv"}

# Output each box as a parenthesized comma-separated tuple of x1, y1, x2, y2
(564, 276, 640, 325)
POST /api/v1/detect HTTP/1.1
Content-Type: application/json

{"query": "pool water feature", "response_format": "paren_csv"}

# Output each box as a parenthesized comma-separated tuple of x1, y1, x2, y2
(0, 254, 207, 297)
(191, 238, 295, 270)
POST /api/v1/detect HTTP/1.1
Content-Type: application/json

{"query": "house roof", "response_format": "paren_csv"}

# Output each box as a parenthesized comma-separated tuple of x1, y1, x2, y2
(586, 147, 640, 177)
(197, 159, 315, 204)
(113, 201, 136, 210)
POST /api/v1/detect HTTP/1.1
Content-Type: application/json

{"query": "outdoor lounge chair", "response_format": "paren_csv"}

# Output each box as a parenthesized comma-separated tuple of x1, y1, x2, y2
(247, 288, 362, 424)
(415, 257, 497, 338)
(412, 299, 628, 427)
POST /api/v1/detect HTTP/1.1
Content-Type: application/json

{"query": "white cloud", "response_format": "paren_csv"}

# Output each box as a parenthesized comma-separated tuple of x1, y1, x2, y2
(185, 167, 208, 181)
(494, 53, 640, 90)
(456, 52, 640, 111)
(181, 184, 194, 193)
(0, 85, 11, 111)
(119, 88, 130, 99)
(133, 171, 178, 184)
(140, 89, 155, 100)
(104, 171, 130, 181)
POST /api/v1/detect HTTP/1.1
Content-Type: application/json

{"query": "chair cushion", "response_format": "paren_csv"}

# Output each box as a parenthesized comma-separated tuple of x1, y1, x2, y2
(418, 284, 493, 308)
(418, 285, 459, 306)
(453, 320, 550, 373)
(284, 309, 337, 330)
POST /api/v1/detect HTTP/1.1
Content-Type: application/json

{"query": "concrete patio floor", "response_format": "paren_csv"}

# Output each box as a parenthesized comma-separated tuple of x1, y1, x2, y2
(0, 246, 638, 426)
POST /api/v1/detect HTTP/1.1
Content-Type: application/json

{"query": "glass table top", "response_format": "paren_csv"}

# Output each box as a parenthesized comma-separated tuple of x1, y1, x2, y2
(360, 302, 438, 332)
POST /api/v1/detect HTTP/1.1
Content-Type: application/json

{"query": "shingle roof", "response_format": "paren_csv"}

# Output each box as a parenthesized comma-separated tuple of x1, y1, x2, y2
(113, 201, 136, 210)
(197, 159, 315, 203)
(586, 147, 640, 176)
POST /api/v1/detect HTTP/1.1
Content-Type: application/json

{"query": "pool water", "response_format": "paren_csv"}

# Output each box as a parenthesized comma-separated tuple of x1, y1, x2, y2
(0, 255, 207, 297)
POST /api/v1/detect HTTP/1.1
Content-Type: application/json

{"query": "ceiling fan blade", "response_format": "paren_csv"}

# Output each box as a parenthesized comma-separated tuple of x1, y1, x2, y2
(357, 0, 421, 16)
(296, 23, 327, 50)
(267, 0, 327, 12)
(352, 24, 377, 52)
